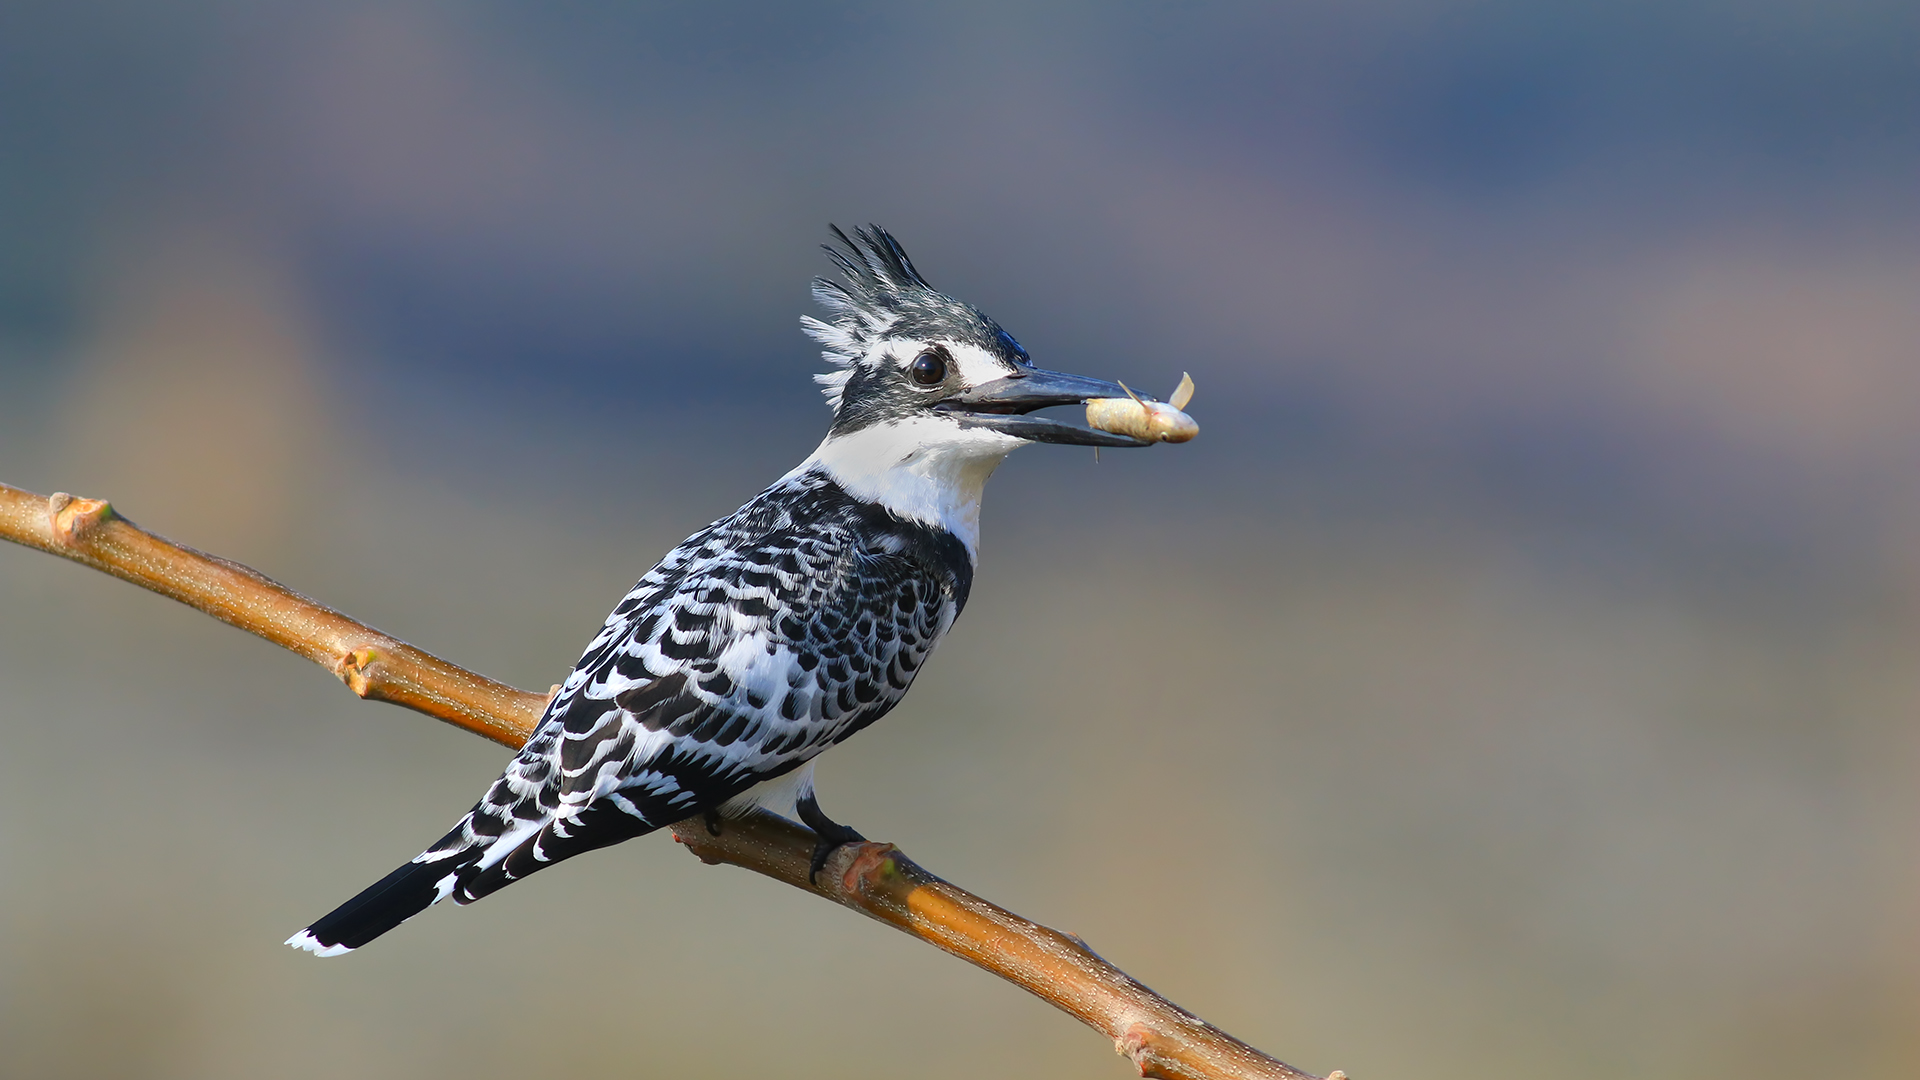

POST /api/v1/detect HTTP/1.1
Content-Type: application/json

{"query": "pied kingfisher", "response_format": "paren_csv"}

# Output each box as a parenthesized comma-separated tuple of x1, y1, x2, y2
(289, 225, 1157, 956)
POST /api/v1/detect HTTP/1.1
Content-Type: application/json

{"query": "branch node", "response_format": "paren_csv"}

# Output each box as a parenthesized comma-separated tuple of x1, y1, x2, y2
(670, 828, 726, 865)
(841, 841, 900, 893)
(337, 646, 379, 697)
(1119, 1022, 1173, 1078)
(1327, 1072, 1347, 1079)
(47, 492, 115, 547)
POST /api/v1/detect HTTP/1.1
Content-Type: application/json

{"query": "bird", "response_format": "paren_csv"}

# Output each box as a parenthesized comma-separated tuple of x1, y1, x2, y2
(287, 224, 1158, 956)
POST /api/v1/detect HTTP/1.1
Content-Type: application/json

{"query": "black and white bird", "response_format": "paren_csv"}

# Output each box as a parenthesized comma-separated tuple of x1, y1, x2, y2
(288, 225, 1159, 956)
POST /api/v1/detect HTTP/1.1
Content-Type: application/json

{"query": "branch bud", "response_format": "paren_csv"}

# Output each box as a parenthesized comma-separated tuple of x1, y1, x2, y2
(48, 492, 115, 546)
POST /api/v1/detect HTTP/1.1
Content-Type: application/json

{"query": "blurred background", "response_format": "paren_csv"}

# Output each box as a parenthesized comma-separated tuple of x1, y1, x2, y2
(2, 2, 1917, 1077)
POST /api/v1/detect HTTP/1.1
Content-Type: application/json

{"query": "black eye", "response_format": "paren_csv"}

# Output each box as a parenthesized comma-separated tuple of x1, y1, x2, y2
(909, 351, 948, 386)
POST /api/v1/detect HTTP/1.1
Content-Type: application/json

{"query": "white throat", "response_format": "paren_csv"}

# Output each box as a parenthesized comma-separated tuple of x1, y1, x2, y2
(802, 417, 1024, 558)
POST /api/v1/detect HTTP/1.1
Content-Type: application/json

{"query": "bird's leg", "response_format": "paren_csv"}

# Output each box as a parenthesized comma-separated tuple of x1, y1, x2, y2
(795, 790, 867, 885)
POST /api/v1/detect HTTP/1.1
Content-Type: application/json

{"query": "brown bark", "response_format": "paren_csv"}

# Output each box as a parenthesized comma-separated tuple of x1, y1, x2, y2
(0, 479, 1331, 1080)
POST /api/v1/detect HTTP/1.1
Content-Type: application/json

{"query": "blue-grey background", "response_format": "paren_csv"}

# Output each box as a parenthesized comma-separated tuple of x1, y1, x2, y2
(2, 3, 1917, 1077)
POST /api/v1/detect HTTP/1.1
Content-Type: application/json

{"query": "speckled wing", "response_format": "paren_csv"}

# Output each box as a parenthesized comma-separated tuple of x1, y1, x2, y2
(433, 470, 967, 895)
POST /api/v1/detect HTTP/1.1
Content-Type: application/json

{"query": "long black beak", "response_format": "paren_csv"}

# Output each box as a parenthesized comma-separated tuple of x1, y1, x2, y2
(935, 367, 1152, 447)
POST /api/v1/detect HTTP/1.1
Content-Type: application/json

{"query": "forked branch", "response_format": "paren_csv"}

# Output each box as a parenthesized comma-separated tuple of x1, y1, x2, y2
(0, 480, 1329, 1080)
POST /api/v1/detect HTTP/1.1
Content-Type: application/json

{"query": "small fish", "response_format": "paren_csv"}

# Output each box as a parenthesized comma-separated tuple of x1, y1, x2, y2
(1085, 372, 1198, 443)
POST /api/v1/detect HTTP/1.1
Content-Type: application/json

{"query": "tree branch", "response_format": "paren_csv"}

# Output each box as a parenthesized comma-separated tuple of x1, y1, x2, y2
(1, 479, 1330, 1080)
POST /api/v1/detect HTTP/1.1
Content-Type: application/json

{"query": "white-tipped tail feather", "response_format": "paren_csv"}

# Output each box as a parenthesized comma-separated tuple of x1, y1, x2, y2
(286, 850, 473, 958)
(285, 928, 354, 958)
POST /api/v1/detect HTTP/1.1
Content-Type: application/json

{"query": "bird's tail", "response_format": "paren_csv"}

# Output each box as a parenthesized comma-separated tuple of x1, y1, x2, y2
(284, 801, 526, 958)
(285, 844, 479, 958)
(287, 799, 658, 957)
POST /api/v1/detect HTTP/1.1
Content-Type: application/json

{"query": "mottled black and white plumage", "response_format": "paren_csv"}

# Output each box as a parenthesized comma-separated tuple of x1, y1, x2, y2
(289, 226, 1156, 956)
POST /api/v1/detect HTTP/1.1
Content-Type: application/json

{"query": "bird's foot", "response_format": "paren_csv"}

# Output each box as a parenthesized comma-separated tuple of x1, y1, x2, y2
(795, 791, 866, 885)
(701, 808, 724, 837)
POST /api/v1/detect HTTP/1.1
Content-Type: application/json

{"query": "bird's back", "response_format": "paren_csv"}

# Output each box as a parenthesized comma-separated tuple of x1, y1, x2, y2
(500, 465, 975, 840)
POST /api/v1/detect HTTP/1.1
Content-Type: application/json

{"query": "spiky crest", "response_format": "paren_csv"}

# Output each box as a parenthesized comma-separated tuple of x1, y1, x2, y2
(802, 225, 1029, 413)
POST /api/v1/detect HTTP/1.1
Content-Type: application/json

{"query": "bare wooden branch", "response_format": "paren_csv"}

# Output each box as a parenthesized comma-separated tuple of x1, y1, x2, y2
(0, 482, 545, 747)
(1, 479, 1327, 1080)
(674, 815, 1323, 1080)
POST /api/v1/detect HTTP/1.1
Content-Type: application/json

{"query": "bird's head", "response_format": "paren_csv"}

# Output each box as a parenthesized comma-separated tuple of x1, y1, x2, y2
(803, 225, 1147, 451)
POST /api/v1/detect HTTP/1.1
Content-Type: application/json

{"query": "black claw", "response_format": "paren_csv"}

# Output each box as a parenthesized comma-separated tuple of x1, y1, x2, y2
(701, 808, 724, 837)
(795, 791, 866, 885)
